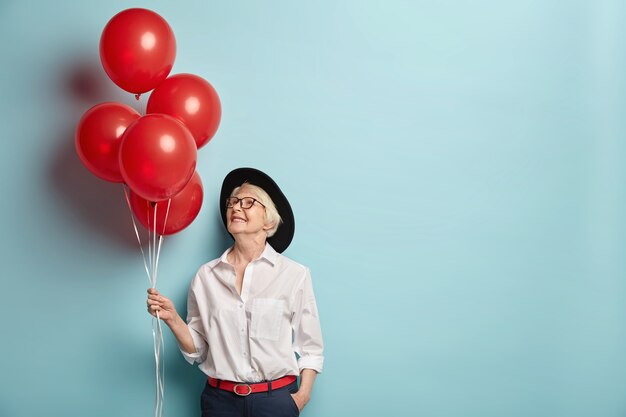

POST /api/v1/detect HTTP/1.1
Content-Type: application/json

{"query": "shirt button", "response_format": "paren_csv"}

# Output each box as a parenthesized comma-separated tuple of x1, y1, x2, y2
(240, 328, 245, 333)
(243, 352, 247, 356)
(238, 304, 243, 309)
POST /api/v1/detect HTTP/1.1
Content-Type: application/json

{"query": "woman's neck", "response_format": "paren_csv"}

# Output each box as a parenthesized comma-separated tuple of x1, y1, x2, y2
(229, 237, 266, 265)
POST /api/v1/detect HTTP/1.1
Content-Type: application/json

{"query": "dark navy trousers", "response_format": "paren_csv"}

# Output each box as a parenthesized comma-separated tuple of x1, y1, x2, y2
(200, 380, 300, 417)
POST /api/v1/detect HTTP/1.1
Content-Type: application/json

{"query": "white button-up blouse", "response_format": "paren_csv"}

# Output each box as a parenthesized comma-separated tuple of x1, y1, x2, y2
(181, 243, 324, 382)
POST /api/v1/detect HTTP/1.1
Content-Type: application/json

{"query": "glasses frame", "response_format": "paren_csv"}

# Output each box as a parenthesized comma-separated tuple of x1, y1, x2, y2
(225, 196, 266, 210)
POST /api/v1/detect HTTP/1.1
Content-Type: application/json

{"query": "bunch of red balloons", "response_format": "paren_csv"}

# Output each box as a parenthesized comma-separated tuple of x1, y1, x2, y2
(75, 8, 221, 235)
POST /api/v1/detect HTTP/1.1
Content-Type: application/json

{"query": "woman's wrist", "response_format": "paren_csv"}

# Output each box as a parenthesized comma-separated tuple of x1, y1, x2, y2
(164, 312, 183, 328)
(295, 368, 317, 404)
(164, 314, 197, 354)
(294, 389, 311, 403)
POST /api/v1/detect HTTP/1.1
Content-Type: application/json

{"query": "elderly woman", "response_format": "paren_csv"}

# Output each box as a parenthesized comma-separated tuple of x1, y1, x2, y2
(146, 167, 324, 417)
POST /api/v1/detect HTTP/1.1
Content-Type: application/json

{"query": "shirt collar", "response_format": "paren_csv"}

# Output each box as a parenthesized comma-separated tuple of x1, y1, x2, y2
(260, 243, 279, 266)
(218, 243, 279, 266)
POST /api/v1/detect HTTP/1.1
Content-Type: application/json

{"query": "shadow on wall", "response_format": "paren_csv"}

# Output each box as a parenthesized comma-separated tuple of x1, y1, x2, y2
(48, 52, 147, 249)
(41, 43, 225, 415)
(65, 55, 110, 104)
(50, 135, 137, 248)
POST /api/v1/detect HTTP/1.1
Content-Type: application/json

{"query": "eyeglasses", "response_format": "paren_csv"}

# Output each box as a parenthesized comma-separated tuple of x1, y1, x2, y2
(226, 196, 266, 210)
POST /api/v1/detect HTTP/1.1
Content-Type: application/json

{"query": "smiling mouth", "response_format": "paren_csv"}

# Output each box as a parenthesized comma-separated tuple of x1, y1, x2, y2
(231, 217, 246, 223)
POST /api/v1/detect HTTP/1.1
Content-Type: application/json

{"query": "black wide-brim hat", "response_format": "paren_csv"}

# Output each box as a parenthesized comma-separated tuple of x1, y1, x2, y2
(220, 167, 295, 253)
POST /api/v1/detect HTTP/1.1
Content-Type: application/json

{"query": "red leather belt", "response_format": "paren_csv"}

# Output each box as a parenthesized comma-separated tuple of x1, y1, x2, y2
(208, 375, 297, 396)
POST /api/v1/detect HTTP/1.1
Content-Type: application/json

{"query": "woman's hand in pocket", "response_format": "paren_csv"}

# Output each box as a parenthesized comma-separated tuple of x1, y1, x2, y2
(290, 390, 309, 412)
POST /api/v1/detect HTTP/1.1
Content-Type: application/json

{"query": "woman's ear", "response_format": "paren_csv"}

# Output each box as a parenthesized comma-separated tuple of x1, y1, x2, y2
(263, 221, 275, 231)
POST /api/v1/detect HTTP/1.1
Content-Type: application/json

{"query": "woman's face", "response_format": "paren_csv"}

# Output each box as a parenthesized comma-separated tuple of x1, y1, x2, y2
(226, 184, 270, 239)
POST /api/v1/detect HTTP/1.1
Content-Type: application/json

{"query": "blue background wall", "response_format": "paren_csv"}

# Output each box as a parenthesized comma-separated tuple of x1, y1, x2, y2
(1, 1, 625, 416)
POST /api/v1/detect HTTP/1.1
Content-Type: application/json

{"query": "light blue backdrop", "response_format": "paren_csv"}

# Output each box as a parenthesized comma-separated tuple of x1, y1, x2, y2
(1, 1, 625, 416)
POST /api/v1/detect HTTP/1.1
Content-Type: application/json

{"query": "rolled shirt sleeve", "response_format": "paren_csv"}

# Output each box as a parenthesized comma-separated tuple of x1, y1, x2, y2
(292, 268, 324, 373)
(180, 279, 208, 365)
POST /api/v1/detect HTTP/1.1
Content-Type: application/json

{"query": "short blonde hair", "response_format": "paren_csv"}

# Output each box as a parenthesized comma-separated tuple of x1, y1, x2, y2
(231, 183, 283, 237)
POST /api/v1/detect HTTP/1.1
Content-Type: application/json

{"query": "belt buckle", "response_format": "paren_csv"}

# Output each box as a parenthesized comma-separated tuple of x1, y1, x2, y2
(233, 383, 252, 396)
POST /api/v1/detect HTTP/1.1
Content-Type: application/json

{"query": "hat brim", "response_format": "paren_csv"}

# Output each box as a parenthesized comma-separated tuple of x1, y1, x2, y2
(220, 167, 295, 253)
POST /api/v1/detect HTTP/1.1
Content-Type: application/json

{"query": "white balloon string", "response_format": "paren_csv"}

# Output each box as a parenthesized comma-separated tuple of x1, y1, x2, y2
(152, 199, 172, 287)
(153, 314, 160, 417)
(147, 204, 153, 278)
(150, 203, 165, 417)
(161, 199, 172, 237)
(157, 315, 165, 417)
(153, 199, 171, 289)
(123, 186, 166, 417)
(152, 203, 158, 287)
(154, 235, 164, 289)
(122, 186, 151, 284)
(153, 311, 165, 417)
(153, 199, 172, 417)
(151, 308, 166, 417)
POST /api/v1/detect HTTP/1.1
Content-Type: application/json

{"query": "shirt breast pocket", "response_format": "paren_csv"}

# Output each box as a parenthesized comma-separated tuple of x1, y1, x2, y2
(250, 298, 285, 341)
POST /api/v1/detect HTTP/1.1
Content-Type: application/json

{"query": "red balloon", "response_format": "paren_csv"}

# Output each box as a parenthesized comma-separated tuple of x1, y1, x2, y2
(100, 8, 176, 94)
(147, 74, 222, 148)
(130, 172, 203, 235)
(119, 114, 197, 201)
(75, 102, 141, 182)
